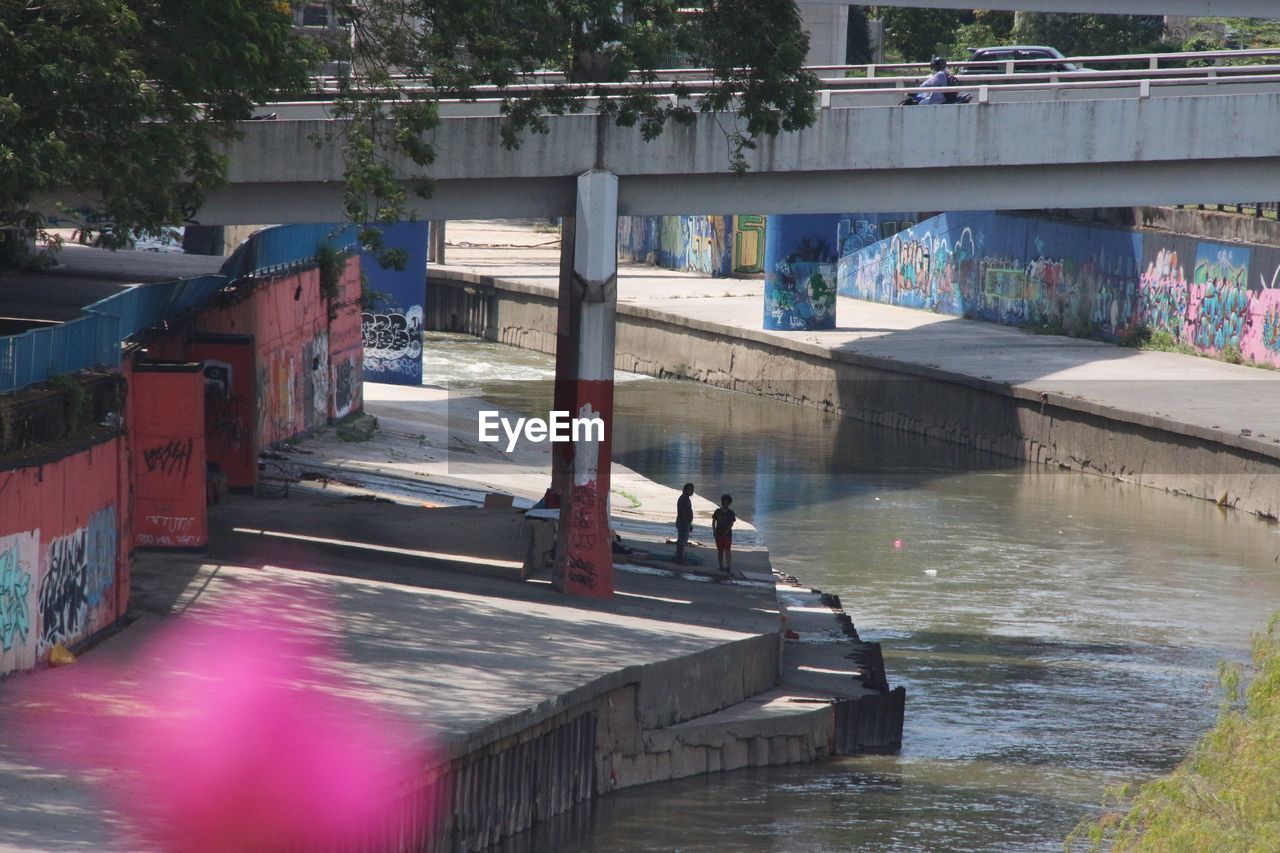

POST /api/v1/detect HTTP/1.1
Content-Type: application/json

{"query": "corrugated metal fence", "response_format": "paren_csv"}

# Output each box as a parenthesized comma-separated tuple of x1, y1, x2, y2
(0, 224, 359, 393)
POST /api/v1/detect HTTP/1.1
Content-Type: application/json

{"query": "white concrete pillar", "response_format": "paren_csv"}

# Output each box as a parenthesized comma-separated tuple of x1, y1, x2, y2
(796, 2, 850, 66)
(552, 171, 619, 598)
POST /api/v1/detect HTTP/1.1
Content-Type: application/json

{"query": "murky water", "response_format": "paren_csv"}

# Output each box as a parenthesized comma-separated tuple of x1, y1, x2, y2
(424, 332, 1280, 852)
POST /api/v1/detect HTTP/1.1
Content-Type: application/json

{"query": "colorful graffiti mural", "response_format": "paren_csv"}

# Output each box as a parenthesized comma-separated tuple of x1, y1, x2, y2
(617, 215, 735, 277)
(732, 215, 767, 274)
(764, 214, 842, 330)
(362, 222, 428, 385)
(35, 503, 118, 655)
(0, 531, 38, 674)
(838, 211, 1280, 367)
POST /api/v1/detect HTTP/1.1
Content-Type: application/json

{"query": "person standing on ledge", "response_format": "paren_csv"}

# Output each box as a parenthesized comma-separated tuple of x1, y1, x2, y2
(712, 494, 736, 574)
(675, 483, 695, 564)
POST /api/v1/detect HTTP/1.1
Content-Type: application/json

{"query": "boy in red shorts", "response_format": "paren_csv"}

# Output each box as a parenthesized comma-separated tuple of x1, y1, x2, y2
(712, 494, 736, 574)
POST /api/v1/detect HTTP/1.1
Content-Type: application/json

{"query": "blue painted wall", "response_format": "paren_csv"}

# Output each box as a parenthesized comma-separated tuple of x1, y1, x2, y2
(836, 211, 1280, 366)
(361, 222, 429, 385)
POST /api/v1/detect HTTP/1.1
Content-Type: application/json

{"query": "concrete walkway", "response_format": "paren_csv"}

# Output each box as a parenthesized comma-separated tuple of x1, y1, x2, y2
(436, 220, 1280, 457)
(0, 381, 879, 850)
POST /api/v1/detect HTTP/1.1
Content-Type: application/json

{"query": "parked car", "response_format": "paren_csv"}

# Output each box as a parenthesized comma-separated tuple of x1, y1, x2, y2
(960, 46, 1087, 75)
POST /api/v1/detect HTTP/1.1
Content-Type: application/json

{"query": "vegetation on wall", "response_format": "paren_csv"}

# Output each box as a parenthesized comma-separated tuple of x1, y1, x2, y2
(314, 242, 347, 305)
(49, 373, 93, 434)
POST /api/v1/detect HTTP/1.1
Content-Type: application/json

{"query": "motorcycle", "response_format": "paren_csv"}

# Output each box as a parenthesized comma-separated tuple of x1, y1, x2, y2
(900, 73, 972, 105)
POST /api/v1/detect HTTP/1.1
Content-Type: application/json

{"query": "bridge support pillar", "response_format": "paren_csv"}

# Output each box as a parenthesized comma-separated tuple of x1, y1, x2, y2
(552, 171, 619, 599)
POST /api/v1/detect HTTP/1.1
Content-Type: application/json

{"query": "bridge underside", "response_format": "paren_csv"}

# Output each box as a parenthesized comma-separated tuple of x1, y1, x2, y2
(194, 158, 1280, 223)
(171, 90, 1280, 224)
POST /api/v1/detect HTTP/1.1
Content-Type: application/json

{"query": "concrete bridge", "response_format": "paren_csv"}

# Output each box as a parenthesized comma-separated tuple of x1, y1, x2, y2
(200, 52, 1280, 224)
(193, 51, 1280, 596)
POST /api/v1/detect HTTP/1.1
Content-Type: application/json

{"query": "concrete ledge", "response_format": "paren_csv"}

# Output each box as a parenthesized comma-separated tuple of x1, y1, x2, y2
(427, 270, 1280, 518)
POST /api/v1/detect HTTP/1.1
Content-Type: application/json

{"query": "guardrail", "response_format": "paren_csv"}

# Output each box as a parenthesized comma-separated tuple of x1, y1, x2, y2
(257, 53, 1280, 121)
(302, 48, 1280, 96)
(0, 224, 360, 394)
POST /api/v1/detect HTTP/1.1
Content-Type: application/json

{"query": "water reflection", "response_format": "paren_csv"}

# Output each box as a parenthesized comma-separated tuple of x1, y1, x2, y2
(427, 332, 1280, 851)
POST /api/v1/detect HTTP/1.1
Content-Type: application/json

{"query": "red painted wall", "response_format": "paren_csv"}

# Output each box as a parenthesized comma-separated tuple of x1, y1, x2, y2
(0, 256, 365, 678)
(130, 364, 208, 549)
(329, 260, 364, 420)
(187, 336, 258, 492)
(0, 438, 128, 676)
(191, 258, 362, 447)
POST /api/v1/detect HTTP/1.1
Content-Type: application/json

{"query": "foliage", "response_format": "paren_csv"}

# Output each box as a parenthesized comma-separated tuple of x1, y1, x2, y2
(358, 273, 392, 312)
(1010, 13, 1165, 58)
(0, 0, 317, 254)
(48, 373, 92, 433)
(328, 0, 819, 245)
(1186, 17, 1280, 52)
(874, 7, 967, 62)
(954, 10, 1016, 55)
(846, 6, 873, 65)
(1068, 614, 1280, 851)
(314, 242, 347, 304)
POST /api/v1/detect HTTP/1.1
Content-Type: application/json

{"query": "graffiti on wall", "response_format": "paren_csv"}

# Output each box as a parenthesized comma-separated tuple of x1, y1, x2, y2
(256, 351, 299, 442)
(85, 507, 116, 609)
(333, 356, 360, 419)
(618, 216, 735, 277)
(0, 531, 38, 672)
(37, 507, 116, 652)
(764, 214, 843, 331)
(837, 216, 916, 256)
(361, 222, 427, 386)
(838, 211, 1280, 367)
(143, 438, 194, 478)
(305, 332, 330, 430)
(732, 215, 766, 274)
(362, 308, 424, 373)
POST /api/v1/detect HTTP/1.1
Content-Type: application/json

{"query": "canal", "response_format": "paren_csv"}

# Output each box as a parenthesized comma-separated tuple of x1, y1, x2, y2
(426, 332, 1280, 852)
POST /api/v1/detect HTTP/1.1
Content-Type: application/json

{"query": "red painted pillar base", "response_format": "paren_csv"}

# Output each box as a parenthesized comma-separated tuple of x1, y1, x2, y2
(555, 381, 614, 598)
(552, 169, 618, 599)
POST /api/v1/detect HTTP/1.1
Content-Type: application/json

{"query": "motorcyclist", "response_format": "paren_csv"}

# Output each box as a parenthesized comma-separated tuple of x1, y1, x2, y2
(918, 56, 952, 105)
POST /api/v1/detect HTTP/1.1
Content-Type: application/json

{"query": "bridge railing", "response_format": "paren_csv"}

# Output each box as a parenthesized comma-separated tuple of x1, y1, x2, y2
(0, 224, 361, 394)
(260, 50, 1280, 121)
(302, 48, 1280, 96)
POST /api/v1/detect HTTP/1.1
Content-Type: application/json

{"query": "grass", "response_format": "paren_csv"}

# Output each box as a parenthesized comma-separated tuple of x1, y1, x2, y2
(1068, 612, 1280, 851)
(611, 487, 641, 509)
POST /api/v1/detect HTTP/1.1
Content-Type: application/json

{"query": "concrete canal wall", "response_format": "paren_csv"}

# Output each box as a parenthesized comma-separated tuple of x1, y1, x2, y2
(426, 272, 1280, 520)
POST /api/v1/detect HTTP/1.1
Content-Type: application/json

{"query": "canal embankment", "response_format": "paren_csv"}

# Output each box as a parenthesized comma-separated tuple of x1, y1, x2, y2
(428, 221, 1280, 520)
(0, 381, 901, 852)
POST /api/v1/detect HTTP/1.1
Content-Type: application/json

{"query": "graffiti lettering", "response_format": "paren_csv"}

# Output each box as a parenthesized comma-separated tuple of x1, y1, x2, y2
(144, 515, 194, 534)
(39, 530, 89, 651)
(334, 357, 359, 418)
(566, 557, 597, 590)
(0, 543, 32, 653)
(85, 507, 116, 609)
(362, 308, 424, 373)
(143, 438, 194, 477)
(136, 534, 200, 548)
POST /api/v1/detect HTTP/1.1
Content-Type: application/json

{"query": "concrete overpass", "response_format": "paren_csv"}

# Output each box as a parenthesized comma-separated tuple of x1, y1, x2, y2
(829, 0, 1272, 17)
(200, 66, 1280, 224)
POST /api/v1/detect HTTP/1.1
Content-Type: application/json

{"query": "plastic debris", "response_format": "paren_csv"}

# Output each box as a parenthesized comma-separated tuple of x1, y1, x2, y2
(48, 644, 75, 667)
